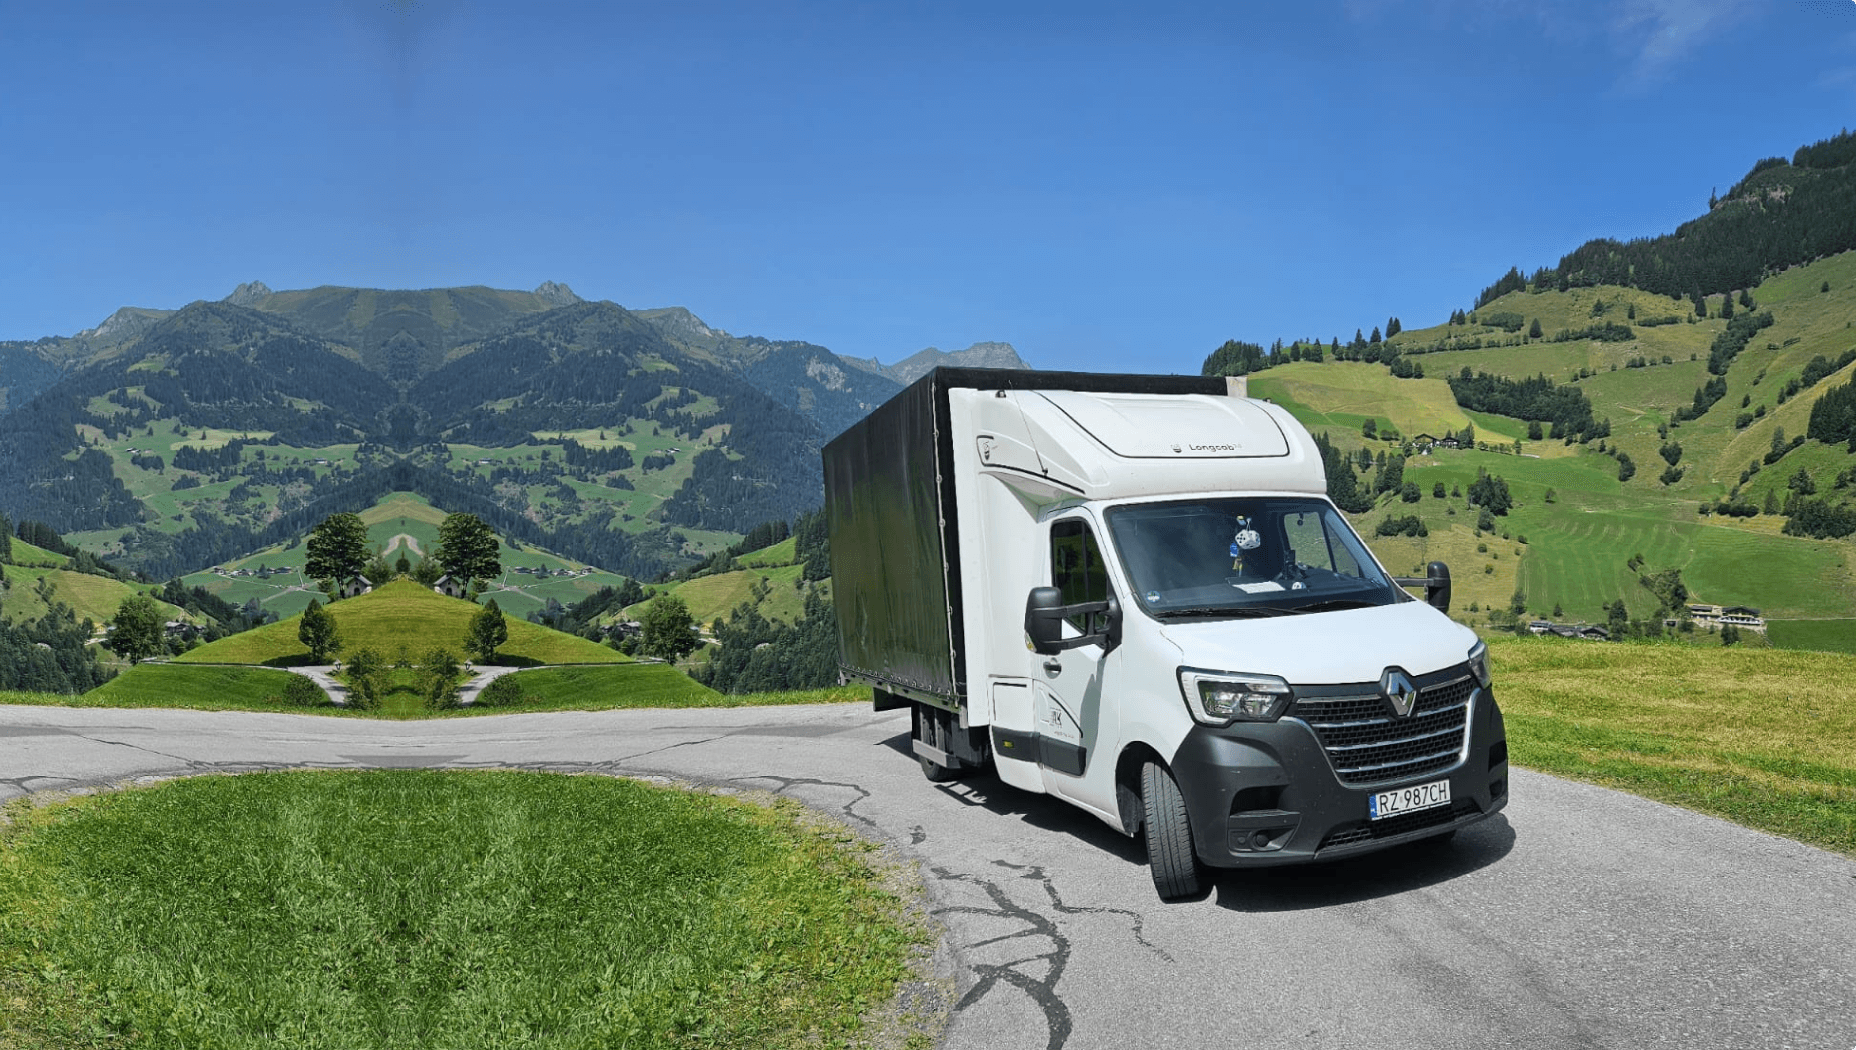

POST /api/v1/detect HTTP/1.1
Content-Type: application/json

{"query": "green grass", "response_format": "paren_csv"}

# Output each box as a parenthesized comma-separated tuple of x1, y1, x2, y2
(1765, 619, 1856, 655)
(0, 568, 187, 629)
(490, 668, 861, 712)
(0, 770, 924, 1049)
(1248, 361, 1470, 441)
(29, 664, 309, 713)
(1489, 635, 1855, 857)
(174, 580, 625, 667)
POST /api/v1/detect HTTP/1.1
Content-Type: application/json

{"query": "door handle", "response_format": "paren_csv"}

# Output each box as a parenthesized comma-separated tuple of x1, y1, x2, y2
(1042, 658, 1062, 676)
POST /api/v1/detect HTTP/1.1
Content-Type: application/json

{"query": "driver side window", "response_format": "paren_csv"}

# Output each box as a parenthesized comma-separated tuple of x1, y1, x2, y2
(1051, 518, 1110, 633)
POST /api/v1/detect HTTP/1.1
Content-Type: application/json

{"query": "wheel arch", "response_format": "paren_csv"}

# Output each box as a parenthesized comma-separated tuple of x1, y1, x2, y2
(1115, 740, 1169, 836)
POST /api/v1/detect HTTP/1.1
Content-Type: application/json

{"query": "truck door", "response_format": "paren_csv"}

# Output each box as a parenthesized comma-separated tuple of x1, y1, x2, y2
(1034, 516, 1121, 808)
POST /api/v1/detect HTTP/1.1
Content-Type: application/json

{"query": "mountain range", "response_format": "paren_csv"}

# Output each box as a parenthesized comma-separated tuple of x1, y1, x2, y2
(0, 285, 1025, 580)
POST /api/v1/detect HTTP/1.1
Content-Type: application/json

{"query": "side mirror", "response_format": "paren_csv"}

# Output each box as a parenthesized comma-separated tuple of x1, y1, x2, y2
(1025, 587, 1122, 656)
(1025, 586, 1065, 656)
(1394, 561, 1452, 613)
(1424, 561, 1451, 613)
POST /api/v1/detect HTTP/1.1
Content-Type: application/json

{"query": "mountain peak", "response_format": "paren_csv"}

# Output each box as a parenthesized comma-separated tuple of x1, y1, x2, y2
(76, 305, 170, 345)
(534, 280, 582, 307)
(222, 280, 273, 306)
(889, 341, 1029, 384)
(638, 306, 727, 341)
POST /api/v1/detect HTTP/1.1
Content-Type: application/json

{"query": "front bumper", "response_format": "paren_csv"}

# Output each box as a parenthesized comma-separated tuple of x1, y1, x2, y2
(1169, 686, 1509, 868)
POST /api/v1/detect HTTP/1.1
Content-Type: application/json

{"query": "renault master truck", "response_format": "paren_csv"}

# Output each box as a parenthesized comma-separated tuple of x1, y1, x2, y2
(823, 367, 1508, 899)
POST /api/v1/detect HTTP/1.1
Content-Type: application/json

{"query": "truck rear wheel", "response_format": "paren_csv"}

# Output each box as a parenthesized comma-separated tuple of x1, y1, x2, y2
(913, 703, 967, 782)
(1141, 761, 1205, 900)
(918, 755, 961, 781)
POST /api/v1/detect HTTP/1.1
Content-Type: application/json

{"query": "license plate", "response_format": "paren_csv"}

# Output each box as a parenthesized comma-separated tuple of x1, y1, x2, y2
(1369, 778, 1451, 820)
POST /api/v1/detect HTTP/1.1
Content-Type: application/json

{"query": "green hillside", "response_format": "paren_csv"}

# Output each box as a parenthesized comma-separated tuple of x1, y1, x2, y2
(1245, 250, 1856, 649)
(175, 492, 635, 622)
(176, 579, 626, 666)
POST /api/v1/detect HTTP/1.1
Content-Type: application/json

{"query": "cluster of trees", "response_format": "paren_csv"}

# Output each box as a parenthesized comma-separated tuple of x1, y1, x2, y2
(0, 602, 114, 693)
(173, 441, 246, 472)
(691, 588, 839, 694)
(559, 438, 634, 473)
(1475, 267, 1530, 308)
(304, 511, 501, 592)
(529, 578, 649, 635)
(1783, 498, 1856, 539)
(1447, 369, 1601, 442)
(1482, 130, 1856, 303)
(1313, 433, 1374, 514)
(1807, 372, 1856, 447)
(1467, 471, 1514, 515)
(1201, 340, 1273, 377)
(1199, 324, 1426, 379)
(1548, 322, 1634, 343)
(1375, 515, 1428, 537)
(794, 509, 831, 582)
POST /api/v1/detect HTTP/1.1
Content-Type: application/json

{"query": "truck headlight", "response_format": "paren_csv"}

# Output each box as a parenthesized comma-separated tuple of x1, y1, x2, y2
(1177, 668, 1293, 725)
(1467, 641, 1491, 689)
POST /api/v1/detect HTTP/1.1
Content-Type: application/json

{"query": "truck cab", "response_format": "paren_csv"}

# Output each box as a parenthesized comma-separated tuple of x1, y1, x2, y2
(825, 368, 1507, 899)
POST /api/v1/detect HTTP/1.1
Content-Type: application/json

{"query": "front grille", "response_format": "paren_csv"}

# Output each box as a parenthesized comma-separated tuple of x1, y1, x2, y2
(1318, 799, 1479, 851)
(1290, 674, 1474, 787)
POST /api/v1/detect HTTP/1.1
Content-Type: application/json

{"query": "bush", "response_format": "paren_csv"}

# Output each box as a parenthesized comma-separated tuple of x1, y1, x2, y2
(1375, 515, 1428, 538)
(274, 674, 325, 707)
(422, 647, 465, 708)
(473, 674, 530, 708)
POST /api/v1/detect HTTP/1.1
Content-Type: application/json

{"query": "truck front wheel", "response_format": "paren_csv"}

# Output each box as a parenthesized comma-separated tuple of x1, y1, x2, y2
(1141, 761, 1206, 900)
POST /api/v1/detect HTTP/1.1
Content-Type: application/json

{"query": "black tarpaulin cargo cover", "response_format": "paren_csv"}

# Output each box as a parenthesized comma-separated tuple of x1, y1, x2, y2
(823, 367, 1224, 708)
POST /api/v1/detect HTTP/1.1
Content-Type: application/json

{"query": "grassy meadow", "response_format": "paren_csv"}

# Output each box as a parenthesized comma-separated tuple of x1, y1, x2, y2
(1489, 635, 1854, 857)
(46, 664, 307, 712)
(0, 771, 925, 1049)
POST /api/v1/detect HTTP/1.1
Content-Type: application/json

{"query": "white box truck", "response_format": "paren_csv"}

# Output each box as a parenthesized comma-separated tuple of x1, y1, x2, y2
(823, 367, 1509, 899)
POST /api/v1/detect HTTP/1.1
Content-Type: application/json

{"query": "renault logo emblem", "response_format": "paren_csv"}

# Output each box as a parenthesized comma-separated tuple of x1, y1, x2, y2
(1381, 669, 1419, 717)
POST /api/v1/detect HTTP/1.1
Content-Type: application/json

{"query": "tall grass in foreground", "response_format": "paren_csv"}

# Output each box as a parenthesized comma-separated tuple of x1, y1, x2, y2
(1489, 635, 1855, 857)
(0, 771, 922, 1049)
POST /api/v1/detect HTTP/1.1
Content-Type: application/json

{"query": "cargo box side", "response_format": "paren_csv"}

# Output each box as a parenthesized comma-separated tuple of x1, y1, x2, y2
(823, 373, 965, 708)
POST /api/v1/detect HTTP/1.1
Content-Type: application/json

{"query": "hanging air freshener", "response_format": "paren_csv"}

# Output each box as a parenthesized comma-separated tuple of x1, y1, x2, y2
(1232, 515, 1260, 572)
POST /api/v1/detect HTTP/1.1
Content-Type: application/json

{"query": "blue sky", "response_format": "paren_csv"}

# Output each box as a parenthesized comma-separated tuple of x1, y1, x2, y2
(3, 1, 1854, 374)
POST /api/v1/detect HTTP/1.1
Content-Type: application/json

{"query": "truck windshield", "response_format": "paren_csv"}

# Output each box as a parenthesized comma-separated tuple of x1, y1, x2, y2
(1105, 497, 1401, 618)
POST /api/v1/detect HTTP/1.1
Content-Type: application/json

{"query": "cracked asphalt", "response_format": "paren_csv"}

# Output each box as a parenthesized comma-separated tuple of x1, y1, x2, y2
(1, 702, 1852, 1050)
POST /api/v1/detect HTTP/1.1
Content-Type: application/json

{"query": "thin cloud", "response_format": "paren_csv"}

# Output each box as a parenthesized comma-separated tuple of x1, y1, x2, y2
(1613, 0, 1753, 86)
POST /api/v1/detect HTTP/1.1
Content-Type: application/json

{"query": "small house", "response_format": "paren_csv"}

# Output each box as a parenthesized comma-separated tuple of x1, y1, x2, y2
(339, 575, 373, 599)
(433, 575, 468, 598)
(1438, 436, 1460, 449)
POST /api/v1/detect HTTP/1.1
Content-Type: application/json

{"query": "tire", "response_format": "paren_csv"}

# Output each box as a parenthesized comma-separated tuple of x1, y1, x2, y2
(914, 703, 963, 782)
(919, 754, 960, 782)
(1141, 761, 1205, 899)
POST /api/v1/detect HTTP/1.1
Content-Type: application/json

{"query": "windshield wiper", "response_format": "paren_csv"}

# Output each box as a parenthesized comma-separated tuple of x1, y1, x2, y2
(1156, 605, 1291, 619)
(1286, 598, 1381, 614)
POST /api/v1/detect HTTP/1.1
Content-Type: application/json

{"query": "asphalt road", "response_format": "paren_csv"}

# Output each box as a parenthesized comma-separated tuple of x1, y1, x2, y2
(1, 702, 1851, 1050)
